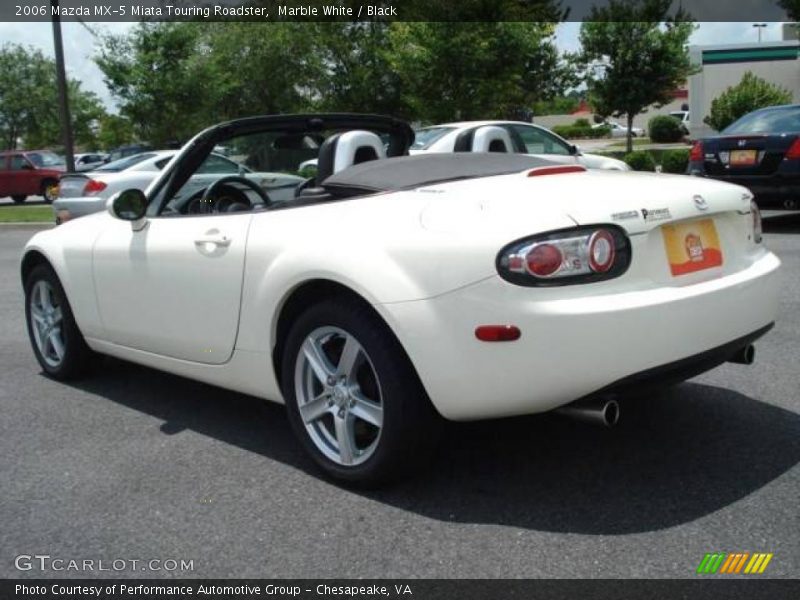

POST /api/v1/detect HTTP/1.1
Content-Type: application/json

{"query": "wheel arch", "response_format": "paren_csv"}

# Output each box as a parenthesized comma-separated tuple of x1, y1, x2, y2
(270, 278, 428, 401)
(20, 249, 54, 287)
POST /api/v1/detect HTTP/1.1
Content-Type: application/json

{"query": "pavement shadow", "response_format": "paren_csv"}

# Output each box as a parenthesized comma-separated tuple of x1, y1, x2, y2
(63, 357, 800, 535)
(763, 212, 800, 234)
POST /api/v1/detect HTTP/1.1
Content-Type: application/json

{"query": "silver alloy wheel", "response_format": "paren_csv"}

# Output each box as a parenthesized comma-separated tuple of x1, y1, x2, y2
(294, 326, 384, 466)
(29, 280, 65, 368)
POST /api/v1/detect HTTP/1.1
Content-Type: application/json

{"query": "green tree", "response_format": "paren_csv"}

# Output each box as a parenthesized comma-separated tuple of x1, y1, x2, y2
(95, 22, 321, 145)
(311, 22, 408, 116)
(0, 43, 103, 150)
(703, 71, 793, 132)
(200, 22, 320, 117)
(96, 114, 135, 151)
(579, 0, 697, 152)
(96, 23, 212, 146)
(387, 22, 566, 123)
(779, 0, 800, 21)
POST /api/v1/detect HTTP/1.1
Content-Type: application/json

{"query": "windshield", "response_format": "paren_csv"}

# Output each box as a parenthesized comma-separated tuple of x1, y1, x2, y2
(723, 106, 800, 134)
(26, 151, 64, 167)
(411, 127, 454, 150)
(95, 153, 156, 172)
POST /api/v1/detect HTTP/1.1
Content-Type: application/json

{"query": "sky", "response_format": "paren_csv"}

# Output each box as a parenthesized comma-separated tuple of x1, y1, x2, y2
(0, 21, 788, 111)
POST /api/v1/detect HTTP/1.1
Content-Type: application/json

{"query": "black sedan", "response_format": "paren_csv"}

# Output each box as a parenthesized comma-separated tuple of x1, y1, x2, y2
(687, 104, 800, 209)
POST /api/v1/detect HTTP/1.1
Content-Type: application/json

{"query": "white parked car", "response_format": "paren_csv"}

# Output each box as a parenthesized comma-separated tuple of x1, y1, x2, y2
(54, 150, 304, 224)
(412, 120, 631, 170)
(595, 121, 645, 138)
(21, 114, 781, 485)
(73, 153, 109, 172)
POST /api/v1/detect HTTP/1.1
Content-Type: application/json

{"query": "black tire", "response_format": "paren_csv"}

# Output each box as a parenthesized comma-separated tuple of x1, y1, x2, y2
(281, 296, 441, 486)
(41, 179, 58, 204)
(11, 195, 26, 204)
(24, 264, 93, 379)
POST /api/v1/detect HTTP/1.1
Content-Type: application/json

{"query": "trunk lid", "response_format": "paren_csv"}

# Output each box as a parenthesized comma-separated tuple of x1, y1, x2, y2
(57, 173, 91, 198)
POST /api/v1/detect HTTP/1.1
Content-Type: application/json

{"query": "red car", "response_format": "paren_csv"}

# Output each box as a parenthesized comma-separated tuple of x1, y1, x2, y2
(0, 150, 65, 204)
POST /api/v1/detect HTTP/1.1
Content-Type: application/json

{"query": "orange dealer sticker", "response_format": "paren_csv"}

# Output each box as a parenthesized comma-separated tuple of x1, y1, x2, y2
(662, 218, 724, 276)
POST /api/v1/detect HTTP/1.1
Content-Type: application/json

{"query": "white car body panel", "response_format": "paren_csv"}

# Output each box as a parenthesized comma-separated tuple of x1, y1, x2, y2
(418, 120, 631, 171)
(23, 166, 781, 421)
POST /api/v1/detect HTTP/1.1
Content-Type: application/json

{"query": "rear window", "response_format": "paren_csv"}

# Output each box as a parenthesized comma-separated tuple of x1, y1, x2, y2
(723, 106, 800, 134)
(411, 127, 454, 150)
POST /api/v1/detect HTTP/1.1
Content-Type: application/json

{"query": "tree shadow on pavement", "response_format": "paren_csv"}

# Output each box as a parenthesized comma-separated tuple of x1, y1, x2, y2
(64, 357, 800, 535)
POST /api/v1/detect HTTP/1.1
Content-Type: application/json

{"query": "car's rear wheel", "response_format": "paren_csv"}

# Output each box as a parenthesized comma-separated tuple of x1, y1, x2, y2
(11, 195, 26, 204)
(25, 264, 92, 379)
(41, 180, 58, 204)
(282, 297, 440, 485)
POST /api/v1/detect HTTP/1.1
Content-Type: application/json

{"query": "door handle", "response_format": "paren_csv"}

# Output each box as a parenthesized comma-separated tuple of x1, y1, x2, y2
(194, 234, 231, 247)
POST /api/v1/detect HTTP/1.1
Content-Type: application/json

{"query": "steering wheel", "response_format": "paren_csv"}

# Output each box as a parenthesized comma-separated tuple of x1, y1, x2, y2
(199, 176, 271, 214)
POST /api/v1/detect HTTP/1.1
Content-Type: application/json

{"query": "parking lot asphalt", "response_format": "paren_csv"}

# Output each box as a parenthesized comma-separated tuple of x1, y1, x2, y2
(1, 214, 798, 579)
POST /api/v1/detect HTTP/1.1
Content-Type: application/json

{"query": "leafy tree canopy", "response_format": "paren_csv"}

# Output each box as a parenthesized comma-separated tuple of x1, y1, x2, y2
(0, 43, 103, 150)
(578, 0, 697, 152)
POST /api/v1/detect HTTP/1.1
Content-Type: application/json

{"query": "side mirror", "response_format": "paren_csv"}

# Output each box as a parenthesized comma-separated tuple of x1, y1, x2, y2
(108, 189, 148, 230)
(20, 163, 34, 170)
(570, 144, 582, 156)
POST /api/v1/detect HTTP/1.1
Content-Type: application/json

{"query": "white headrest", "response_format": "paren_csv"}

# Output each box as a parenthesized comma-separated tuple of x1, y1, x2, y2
(471, 126, 513, 153)
(333, 130, 386, 173)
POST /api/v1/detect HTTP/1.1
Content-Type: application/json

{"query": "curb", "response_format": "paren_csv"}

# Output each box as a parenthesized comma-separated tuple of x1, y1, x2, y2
(0, 222, 54, 228)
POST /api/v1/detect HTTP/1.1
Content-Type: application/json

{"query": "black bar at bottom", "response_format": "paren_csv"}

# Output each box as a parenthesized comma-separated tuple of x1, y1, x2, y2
(2, 579, 799, 600)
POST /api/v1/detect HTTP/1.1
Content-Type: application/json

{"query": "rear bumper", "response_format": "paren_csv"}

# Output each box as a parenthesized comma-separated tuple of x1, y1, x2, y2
(379, 250, 781, 421)
(687, 168, 800, 207)
(594, 323, 772, 397)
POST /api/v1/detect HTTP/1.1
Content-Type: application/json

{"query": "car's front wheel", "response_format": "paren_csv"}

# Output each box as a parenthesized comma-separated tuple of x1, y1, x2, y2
(25, 264, 92, 379)
(282, 297, 440, 485)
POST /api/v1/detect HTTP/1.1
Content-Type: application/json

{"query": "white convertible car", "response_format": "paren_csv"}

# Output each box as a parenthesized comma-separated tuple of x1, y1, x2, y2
(412, 120, 631, 170)
(21, 114, 781, 484)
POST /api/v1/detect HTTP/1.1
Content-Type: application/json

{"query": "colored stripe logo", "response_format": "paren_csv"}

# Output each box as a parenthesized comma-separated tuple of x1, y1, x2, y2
(696, 553, 773, 574)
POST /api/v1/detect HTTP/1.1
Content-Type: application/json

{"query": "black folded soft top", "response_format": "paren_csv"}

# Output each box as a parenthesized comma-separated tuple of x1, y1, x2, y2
(321, 153, 555, 196)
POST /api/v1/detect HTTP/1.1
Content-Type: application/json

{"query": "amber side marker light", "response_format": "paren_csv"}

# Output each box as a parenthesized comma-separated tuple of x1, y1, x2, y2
(475, 325, 521, 342)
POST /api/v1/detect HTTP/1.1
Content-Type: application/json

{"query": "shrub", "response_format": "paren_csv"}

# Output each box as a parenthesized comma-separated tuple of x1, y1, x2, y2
(659, 149, 690, 174)
(704, 72, 793, 132)
(552, 122, 611, 140)
(648, 115, 684, 143)
(624, 150, 656, 172)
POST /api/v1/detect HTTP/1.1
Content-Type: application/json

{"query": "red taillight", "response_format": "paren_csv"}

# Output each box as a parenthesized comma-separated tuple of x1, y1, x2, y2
(475, 325, 521, 342)
(527, 165, 586, 177)
(498, 226, 631, 286)
(588, 230, 616, 273)
(689, 141, 703, 162)
(526, 243, 563, 276)
(785, 138, 800, 160)
(83, 179, 107, 195)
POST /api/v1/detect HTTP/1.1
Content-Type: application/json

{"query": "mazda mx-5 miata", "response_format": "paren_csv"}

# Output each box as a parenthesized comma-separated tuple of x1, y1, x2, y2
(21, 114, 781, 484)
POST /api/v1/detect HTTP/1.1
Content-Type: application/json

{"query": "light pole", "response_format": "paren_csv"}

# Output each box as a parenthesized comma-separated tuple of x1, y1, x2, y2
(753, 23, 767, 43)
(51, 0, 75, 172)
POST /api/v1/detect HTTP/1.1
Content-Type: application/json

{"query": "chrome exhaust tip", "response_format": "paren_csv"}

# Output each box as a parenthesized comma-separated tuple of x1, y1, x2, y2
(555, 397, 620, 428)
(728, 344, 755, 365)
